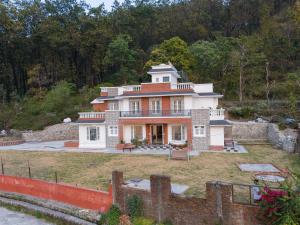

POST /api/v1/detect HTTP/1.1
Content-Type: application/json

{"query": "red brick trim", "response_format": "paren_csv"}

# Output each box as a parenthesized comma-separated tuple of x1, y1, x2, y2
(64, 141, 79, 148)
(209, 145, 224, 151)
(0, 140, 25, 146)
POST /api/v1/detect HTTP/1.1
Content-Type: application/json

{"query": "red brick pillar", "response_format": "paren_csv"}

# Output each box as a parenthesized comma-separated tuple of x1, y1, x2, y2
(205, 181, 233, 225)
(112, 171, 124, 210)
(150, 175, 171, 223)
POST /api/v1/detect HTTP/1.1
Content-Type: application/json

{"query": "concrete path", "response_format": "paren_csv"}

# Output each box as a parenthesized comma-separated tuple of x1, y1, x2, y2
(0, 207, 52, 225)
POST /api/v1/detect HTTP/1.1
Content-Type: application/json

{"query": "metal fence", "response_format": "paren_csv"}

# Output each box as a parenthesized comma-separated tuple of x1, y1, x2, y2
(232, 183, 284, 205)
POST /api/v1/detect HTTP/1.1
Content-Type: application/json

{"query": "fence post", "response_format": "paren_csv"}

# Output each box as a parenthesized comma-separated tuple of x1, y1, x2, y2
(1, 157, 4, 175)
(27, 161, 31, 178)
(55, 172, 58, 183)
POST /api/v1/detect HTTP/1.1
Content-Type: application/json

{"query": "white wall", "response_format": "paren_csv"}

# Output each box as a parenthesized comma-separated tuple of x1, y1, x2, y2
(79, 124, 106, 148)
(183, 96, 193, 110)
(193, 83, 213, 93)
(210, 127, 224, 146)
(192, 97, 218, 109)
(120, 99, 129, 111)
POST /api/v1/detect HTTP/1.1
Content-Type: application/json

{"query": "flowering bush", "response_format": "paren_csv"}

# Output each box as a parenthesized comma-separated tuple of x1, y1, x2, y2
(259, 184, 300, 225)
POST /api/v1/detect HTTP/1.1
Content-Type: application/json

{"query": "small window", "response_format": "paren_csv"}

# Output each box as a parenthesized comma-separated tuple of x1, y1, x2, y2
(193, 125, 206, 137)
(172, 125, 185, 141)
(131, 126, 143, 140)
(156, 77, 160, 83)
(108, 102, 119, 111)
(163, 76, 170, 82)
(87, 127, 100, 141)
(108, 126, 118, 136)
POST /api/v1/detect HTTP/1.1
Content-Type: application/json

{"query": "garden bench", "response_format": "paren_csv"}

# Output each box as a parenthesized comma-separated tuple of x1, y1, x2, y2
(122, 144, 136, 152)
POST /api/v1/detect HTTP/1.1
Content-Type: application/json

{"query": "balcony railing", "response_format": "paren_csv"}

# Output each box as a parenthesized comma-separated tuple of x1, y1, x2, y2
(120, 110, 191, 117)
(209, 108, 225, 120)
(78, 112, 105, 119)
(123, 85, 141, 92)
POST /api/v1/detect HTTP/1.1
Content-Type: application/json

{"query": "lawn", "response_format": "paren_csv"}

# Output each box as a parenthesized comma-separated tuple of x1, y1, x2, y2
(0, 144, 298, 197)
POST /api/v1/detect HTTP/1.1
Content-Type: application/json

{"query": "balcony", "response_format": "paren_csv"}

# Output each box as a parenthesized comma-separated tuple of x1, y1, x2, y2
(120, 110, 191, 118)
(78, 112, 105, 119)
(209, 108, 225, 120)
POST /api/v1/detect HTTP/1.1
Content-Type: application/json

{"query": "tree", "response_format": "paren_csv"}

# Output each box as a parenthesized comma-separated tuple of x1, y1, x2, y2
(145, 37, 192, 73)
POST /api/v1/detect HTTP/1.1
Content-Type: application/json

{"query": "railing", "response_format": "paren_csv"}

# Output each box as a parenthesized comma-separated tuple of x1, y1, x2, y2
(123, 85, 141, 92)
(120, 110, 191, 117)
(210, 108, 225, 120)
(171, 82, 194, 90)
(78, 112, 105, 119)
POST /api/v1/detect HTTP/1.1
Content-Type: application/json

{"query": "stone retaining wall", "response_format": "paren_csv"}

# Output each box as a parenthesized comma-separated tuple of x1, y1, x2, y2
(231, 121, 269, 141)
(22, 123, 78, 142)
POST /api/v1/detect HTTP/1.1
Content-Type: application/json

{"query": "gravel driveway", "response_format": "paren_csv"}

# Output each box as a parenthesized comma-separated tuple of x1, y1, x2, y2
(0, 207, 53, 225)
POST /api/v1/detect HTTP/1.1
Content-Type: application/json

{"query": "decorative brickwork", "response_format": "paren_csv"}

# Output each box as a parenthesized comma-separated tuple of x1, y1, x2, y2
(112, 171, 261, 225)
(191, 109, 210, 151)
(105, 111, 120, 148)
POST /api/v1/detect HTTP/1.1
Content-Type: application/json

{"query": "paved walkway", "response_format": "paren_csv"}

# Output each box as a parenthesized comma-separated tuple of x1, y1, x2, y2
(0, 207, 52, 225)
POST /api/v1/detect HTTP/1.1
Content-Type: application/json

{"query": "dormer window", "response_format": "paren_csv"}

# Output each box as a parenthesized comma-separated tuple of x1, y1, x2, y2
(163, 76, 170, 82)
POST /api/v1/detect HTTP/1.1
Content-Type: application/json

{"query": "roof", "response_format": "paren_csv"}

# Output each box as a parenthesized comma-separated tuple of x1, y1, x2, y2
(76, 119, 105, 124)
(197, 92, 223, 97)
(120, 90, 195, 97)
(95, 96, 116, 100)
(148, 68, 177, 73)
(210, 120, 231, 126)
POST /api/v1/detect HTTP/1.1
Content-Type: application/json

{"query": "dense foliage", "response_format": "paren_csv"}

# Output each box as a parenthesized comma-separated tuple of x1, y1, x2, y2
(0, 0, 299, 129)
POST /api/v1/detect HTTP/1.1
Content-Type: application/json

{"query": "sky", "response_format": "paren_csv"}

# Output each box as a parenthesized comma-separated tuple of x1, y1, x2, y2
(85, 0, 124, 10)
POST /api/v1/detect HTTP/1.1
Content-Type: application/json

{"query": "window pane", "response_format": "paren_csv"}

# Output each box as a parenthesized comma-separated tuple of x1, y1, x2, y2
(172, 126, 182, 141)
(90, 128, 97, 141)
(163, 76, 169, 82)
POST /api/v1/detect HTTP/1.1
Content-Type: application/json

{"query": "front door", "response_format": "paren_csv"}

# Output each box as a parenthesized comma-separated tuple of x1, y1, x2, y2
(151, 125, 163, 145)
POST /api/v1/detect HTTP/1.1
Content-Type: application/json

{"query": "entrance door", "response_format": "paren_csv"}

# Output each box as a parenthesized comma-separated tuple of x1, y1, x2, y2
(151, 125, 163, 145)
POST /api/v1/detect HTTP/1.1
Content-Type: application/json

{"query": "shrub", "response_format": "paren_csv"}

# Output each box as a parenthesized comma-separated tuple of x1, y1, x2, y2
(126, 195, 143, 218)
(228, 106, 255, 119)
(132, 217, 154, 225)
(98, 205, 121, 225)
(259, 180, 300, 225)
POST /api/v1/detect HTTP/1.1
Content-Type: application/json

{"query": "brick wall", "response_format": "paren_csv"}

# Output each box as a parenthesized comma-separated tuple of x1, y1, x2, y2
(0, 175, 112, 212)
(112, 171, 262, 225)
(93, 102, 108, 112)
(141, 83, 171, 93)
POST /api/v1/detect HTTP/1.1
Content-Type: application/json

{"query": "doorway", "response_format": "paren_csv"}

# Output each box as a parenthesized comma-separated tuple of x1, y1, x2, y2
(151, 125, 163, 145)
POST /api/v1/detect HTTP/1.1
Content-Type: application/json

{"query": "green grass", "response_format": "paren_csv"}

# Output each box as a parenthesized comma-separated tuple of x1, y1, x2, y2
(0, 144, 298, 197)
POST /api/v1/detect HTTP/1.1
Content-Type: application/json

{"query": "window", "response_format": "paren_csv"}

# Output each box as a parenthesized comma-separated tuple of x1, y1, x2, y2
(108, 126, 118, 136)
(130, 100, 140, 114)
(87, 127, 100, 141)
(173, 98, 183, 113)
(193, 125, 206, 137)
(172, 125, 185, 141)
(150, 98, 161, 114)
(163, 76, 170, 82)
(131, 126, 143, 140)
(108, 101, 119, 111)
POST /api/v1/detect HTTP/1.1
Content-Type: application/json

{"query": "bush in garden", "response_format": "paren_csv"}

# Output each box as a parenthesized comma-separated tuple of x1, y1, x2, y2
(126, 195, 143, 218)
(259, 182, 300, 225)
(98, 205, 121, 225)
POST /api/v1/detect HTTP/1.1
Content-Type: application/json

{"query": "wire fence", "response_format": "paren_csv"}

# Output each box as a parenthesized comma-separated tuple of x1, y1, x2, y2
(232, 183, 284, 205)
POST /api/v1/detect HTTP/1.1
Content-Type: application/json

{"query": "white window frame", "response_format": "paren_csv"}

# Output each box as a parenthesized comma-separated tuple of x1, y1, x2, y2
(130, 100, 141, 114)
(150, 98, 161, 114)
(108, 101, 119, 111)
(162, 76, 170, 82)
(193, 125, 206, 137)
(172, 97, 184, 113)
(108, 126, 118, 137)
(131, 125, 143, 140)
(87, 127, 100, 141)
(171, 125, 186, 141)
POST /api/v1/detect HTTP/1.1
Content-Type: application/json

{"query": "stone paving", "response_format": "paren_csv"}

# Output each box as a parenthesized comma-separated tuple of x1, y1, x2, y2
(0, 207, 52, 225)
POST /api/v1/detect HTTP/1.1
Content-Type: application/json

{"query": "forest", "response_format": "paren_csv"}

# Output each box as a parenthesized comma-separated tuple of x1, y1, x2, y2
(0, 0, 299, 130)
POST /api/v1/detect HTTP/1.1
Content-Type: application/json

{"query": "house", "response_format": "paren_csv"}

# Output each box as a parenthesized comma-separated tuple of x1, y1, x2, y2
(77, 63, 231, 151)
